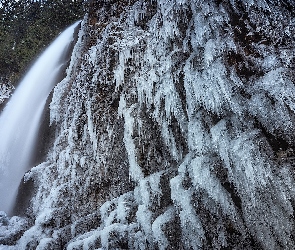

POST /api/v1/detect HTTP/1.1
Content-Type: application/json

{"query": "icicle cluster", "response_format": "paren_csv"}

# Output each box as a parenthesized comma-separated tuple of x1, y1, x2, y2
(0, 82, 13, 105)
(2, 0, 295, 249)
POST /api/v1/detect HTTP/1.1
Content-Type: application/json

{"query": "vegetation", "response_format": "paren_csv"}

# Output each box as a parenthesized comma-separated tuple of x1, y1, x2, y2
(0, 0, 87, 87)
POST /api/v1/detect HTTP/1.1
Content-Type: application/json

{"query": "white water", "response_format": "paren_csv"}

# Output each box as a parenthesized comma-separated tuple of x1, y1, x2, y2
(0, 21, 79, 215)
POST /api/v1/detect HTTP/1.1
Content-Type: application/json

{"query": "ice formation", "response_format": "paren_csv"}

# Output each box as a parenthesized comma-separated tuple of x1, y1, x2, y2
(1, 0, 295, 249)
(0, 82, 13, 105)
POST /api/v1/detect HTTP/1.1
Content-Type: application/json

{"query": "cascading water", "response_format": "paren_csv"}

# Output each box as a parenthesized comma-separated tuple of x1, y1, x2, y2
(0, 21, 80, 215)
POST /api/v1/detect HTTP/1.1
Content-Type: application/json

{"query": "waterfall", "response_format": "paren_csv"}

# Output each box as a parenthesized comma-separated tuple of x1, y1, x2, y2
(0, 21, 80, 215)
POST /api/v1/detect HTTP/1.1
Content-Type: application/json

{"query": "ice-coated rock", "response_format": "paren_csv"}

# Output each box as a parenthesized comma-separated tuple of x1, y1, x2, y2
(2, 0, 295, 249)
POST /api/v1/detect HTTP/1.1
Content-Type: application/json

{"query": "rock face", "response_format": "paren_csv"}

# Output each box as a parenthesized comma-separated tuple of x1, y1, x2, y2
(2, 0, 295, 249)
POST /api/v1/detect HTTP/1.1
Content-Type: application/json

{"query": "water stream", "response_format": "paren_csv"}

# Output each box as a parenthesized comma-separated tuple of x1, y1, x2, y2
(0, 21, 80, 215)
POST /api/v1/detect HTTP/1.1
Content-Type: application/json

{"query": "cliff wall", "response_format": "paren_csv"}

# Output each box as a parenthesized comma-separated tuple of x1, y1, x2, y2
(2, 1, 295, 249)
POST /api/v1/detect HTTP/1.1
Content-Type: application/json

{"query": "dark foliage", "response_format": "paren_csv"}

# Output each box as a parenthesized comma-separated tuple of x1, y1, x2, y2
(0, 0, 87, 86)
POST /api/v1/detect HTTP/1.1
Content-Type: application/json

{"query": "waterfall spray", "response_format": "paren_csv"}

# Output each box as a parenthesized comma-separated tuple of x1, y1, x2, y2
(0, 21, 80, 215)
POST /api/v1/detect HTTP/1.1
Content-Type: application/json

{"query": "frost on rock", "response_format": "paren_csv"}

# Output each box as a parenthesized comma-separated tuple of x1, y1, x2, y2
(3, 0, 295, 249)
(0, 82, 13, 105)
(0, 212, 29, 247)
